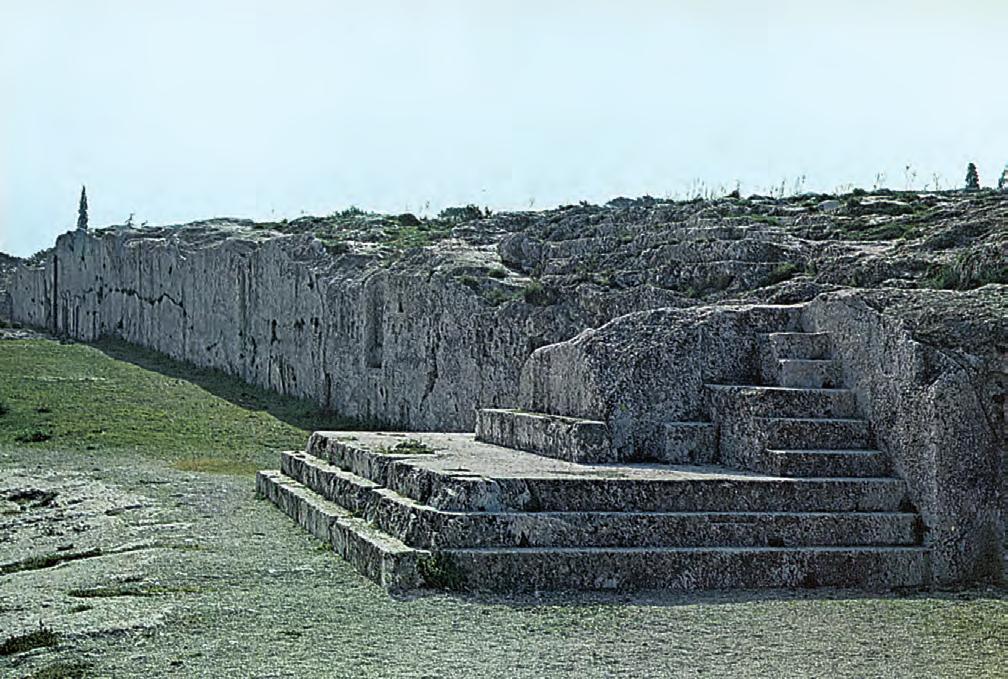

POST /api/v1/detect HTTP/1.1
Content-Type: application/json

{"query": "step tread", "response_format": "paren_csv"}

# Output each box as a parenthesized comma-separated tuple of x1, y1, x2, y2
(445, 545, 928, 555)
(707, 384, 852, 394)
(478, 407, 606, 425)
(759, 416, 867, 424)
(767, 448, 884, 456)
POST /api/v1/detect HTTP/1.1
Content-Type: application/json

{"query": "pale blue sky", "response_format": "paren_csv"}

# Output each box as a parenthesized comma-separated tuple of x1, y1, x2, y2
(2, 1, 1006, 256)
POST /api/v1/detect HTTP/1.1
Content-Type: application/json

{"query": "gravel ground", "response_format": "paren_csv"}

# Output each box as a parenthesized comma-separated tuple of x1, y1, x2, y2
(1, 446, 1006, 679)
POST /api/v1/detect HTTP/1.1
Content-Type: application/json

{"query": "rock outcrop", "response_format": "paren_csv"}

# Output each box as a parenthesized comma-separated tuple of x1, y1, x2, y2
(9, 189, 1007, 588)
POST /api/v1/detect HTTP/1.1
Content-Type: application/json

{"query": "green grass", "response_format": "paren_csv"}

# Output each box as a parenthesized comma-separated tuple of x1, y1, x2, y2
(765, 262, 801, 286)
(67, 583, 202, 598)
(0, 624, 59, 656)
(0, 338, 364, 473)
(25, 661, 92, 679)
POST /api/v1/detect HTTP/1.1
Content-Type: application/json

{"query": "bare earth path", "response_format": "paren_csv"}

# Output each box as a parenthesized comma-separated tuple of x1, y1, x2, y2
(0, 338, 1005, 678)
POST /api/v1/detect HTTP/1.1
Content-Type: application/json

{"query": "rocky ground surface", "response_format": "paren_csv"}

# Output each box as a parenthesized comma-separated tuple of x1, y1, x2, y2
(2, 447, 1007, 679)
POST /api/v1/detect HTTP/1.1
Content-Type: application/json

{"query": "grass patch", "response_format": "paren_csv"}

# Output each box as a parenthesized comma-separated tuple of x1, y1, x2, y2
(521, 279, 549, 305)
(417, 552, 465, 590)
(0, 548, 102, 575)
(0, 623, 59, 656)
(925, 260, 1008, 291)
(391, 439, 435, 455)
(172, 457, 262, 476)
(25, 661, 92, 679)
(765, 262, 801, 286)
(67, 583, 201, 598)
(0, 338, 367, 470)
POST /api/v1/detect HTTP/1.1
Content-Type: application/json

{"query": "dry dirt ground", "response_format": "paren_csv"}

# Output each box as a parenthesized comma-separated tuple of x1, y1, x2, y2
(0, 336, 1006, 678)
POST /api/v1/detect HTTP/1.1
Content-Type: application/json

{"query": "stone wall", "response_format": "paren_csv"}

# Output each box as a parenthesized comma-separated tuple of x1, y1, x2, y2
(10, 229, 583, 430)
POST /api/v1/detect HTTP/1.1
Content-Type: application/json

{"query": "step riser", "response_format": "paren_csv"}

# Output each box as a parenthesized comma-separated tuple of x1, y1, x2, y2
(280, 452, 377, 514)
(767, 332, 832, 360)
(382, 464, 907, 513)
(372, 500, 919, 549)
(760, 419, 871, 450)
(760, 452, 889, 478)
(708, 386, 858, 419)
(280, 452, 914, 548)
(776, 360, 840, 389)
(257, 471, 428, 590)
(445, 548, 929, 592)
(475, 408, 615, 464)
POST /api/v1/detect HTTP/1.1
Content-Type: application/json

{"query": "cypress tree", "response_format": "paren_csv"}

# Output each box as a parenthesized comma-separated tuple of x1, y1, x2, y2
(965, 163, 980, 191)
(998, 166, 1008, 192)
(76, 186, 88, 231)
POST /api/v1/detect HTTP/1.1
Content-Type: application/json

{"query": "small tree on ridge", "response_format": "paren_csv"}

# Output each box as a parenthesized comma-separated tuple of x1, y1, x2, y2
(965, 163, 980, 191)
(76, 186, 88, 231)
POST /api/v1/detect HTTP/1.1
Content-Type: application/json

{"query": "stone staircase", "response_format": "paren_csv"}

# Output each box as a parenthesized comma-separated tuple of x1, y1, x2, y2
(259, 325, 930, 593)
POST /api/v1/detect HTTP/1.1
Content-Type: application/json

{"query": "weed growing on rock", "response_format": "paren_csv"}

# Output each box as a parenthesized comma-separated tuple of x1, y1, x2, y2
(418, 553, 464, 590)
(0, 622, 59, 656)
(25, 661, 92, 679)
(765, 262, 800, 286)
(391, 439, 435, 455)
(522, 279, 548, 305)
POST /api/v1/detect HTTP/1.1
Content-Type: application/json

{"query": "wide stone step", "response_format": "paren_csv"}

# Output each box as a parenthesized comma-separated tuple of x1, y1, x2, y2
(385, 464, 907, 514)
(765, 332, 832, 360)
(763, 449, 890, 478)
(474, 408, 615, 463)
(441, 545, 930, 592)
(307, 432, 437, 486)
(707, 384, 857, 418)
(278, 450, 916, 549)
(255, 470, 427, 590)
(373, 494, 920, 549)
(776, 359, 841, 388)
(280, 450, 379, 514)
(757, 417, 871, 450)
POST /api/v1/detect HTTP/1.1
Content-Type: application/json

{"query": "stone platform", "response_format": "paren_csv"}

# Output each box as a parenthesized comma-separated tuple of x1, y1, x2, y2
(258, 431, 929, 593)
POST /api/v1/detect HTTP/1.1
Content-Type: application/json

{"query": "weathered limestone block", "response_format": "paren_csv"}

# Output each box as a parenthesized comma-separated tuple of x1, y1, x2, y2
(804, 289, 1006, 583)
(517, 303, 804, 456)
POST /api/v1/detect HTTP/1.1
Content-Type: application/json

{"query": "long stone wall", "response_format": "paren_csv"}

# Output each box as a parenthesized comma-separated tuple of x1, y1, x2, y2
(9, 229, 582, 430)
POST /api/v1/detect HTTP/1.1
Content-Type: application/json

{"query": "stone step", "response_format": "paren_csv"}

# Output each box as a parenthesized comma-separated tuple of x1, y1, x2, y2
(762, 449, 890, 478)
(776, 358, 841, 388)
(307, 432, 437, 486)
(757, 417, 871, 450)
(441, 545, 930, 592)
(279, 449, 916, 549)
(280, 450, 379, 515)
(653, 421, 717, 464)
(374, 496, 919, 549)
(255, 470, 428, 590)
(385, 464, 907, 514)
(474, 408, 615, 463)
(765, 332, 832, 360)
(707, 384, 858, 419)
(300, 431, 906, 513)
